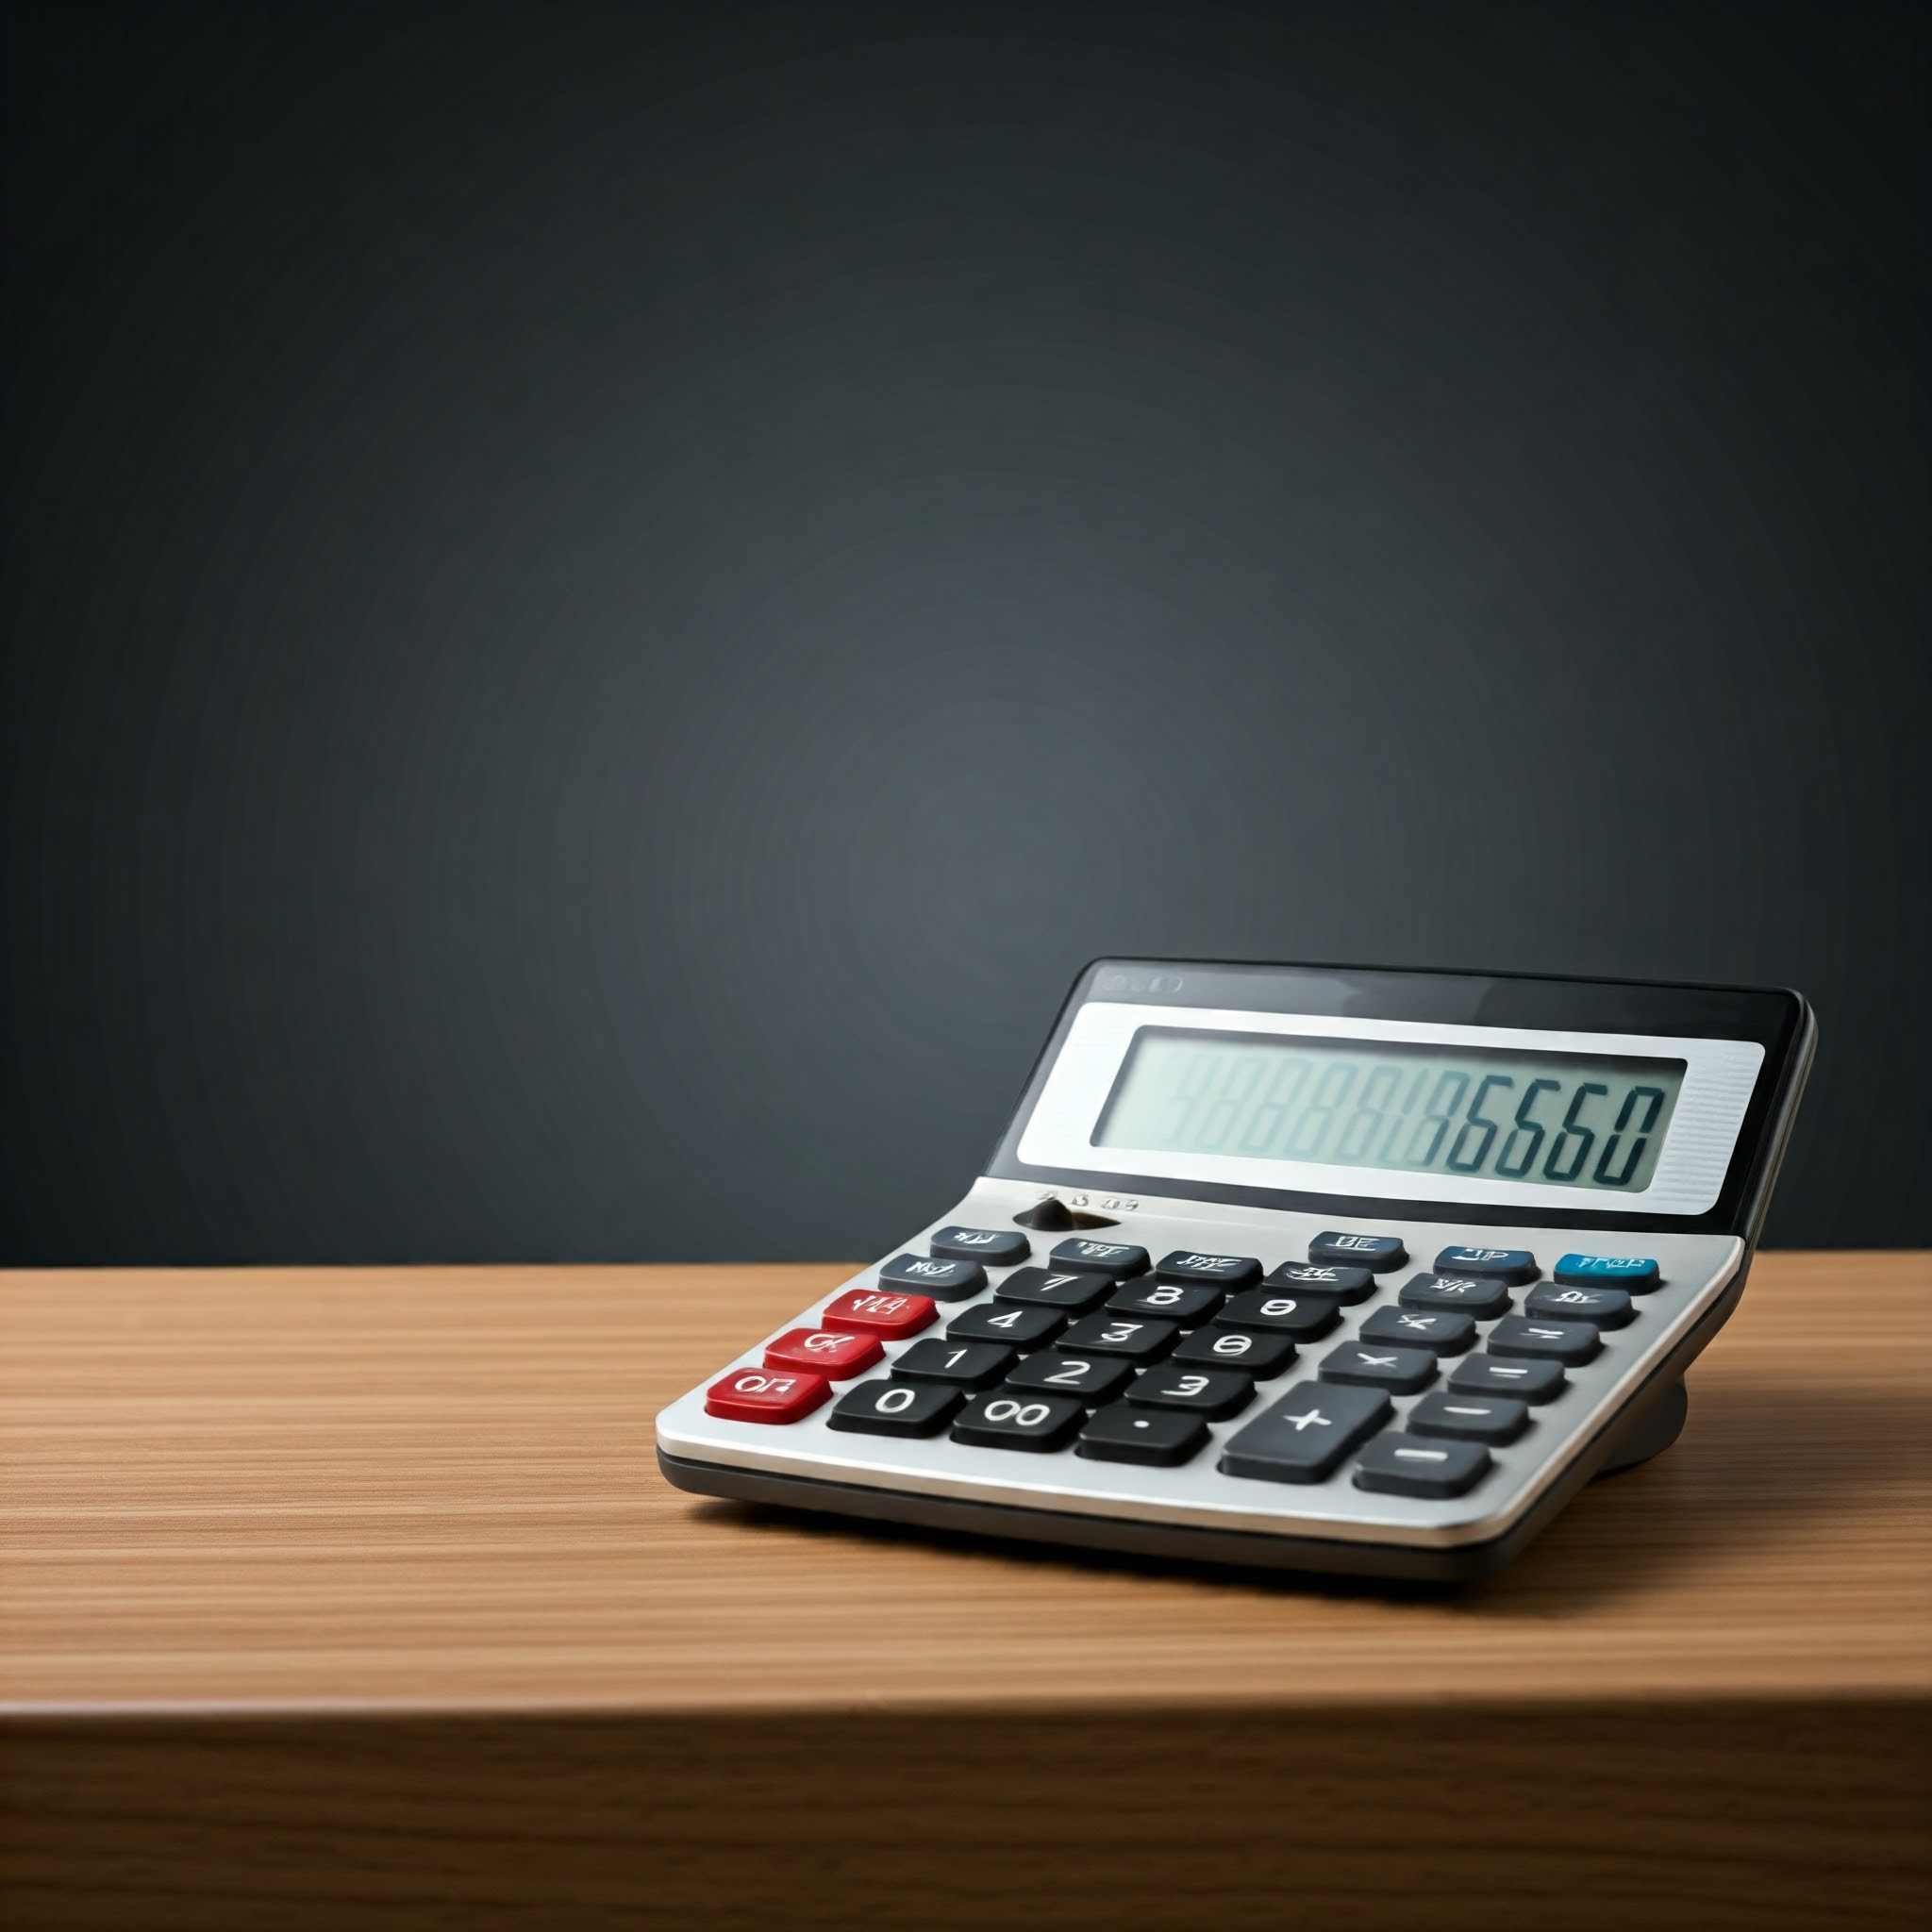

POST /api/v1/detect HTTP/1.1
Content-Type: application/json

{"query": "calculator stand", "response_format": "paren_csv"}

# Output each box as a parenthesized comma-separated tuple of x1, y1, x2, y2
(1594, 1377, 1689, 1477)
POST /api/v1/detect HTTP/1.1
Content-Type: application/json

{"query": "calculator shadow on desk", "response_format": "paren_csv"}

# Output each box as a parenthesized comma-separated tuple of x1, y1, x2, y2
(658, 959, 1815, 1585)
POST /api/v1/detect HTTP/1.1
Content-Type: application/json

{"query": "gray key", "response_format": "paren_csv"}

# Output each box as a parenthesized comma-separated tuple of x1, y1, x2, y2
(1489, 1315, 1603, 1366)
(1355, 1432, 1491, 1498)
(1219, 1381, 1392, 1484)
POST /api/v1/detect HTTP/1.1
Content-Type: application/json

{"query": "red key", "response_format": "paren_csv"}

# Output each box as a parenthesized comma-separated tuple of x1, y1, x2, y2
(821, 1288, 939, 1339)
(705, 1366, 830, 1424)
(764, 1327, 884, 1378)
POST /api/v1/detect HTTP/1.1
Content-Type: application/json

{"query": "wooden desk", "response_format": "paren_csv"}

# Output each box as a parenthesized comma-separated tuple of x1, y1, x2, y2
(2, 1255, 1926, 1929)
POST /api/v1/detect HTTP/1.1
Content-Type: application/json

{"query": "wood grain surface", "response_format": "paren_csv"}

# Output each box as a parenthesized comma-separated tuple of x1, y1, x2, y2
(2, 1254, 1927, 1929)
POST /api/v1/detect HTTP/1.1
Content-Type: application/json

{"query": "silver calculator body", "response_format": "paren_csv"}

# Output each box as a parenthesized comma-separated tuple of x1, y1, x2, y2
(658, 959, 1814, 1579)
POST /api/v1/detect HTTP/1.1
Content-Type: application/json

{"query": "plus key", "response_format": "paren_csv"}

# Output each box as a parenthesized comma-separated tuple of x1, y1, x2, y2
(1219, 1381, 1392, 1483)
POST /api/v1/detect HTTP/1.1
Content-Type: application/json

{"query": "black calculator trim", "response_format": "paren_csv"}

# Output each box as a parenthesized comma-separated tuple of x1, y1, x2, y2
(985, 959, 1814, 1240)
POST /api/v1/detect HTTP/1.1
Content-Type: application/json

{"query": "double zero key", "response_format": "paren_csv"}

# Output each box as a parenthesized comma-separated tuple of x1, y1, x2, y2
(952, 1391, 1084, 1451)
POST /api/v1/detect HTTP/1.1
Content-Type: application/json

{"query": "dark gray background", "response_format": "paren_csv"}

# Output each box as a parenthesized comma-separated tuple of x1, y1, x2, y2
(3, 2, 1925, 1263)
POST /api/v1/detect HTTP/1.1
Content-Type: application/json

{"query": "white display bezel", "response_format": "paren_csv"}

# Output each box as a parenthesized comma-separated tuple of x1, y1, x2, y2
(1016, 1003, 1765, 1215)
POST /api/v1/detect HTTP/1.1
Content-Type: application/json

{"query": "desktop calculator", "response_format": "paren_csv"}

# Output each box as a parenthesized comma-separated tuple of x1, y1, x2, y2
(657, 959, 1813, 1579)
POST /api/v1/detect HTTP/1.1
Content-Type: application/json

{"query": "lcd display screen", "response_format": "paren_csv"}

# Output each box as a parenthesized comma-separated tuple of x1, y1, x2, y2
(1093, 1028, 1687, 1193)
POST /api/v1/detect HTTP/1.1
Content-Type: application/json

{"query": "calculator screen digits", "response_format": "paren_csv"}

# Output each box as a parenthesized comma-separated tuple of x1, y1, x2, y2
(1095, 1029, 1688, 1193)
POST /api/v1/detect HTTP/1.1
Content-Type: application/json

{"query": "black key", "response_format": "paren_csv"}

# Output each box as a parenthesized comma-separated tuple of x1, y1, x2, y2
(1398, 1273, 1514, 1320)
(1107, 1278, 1224, 1324)
(891, 1338, 1017, 1389)
(1308, 1230, 1407, 1272)
(1049, 1237, 1150, 1279)
(1171, 1326, 1298, 1378)
(1555, 1252, 1661, 1292)
(826, 1379, 962, 1438)
(1155, 1250, 1262, 1290)
(931, 1225, 1030, 1267)
(1213, 1289, 1343, 1341)
(994, 1267, 1116, 1314)
(1360, 1306, 1477, 1356)
(878, 1253, 985, 1300)
(1058, 1313, 1180, 1362)
(1220, 1381, 1392, 1483)
(1319, 1341, 1438, 1393)
(1004, 1350, 1134, 1404)
(1263, 1261, 1375, 1305)
(1125, 1363, 1253, 1418)
(951, 1390, 1084, 1451)
(1407, 1390, 1531, 1445)
(1524, 1283, 1635, 1329)
(1354, 1432, 1491, 1498)
(1449, 1354, 1566, 1404)
(1078, 1403, 1209, 1467)
(1488, 1316, 1602, 1365)
(1435, 1245, 1538, 1285)
(946, 1302, 1065, 1348)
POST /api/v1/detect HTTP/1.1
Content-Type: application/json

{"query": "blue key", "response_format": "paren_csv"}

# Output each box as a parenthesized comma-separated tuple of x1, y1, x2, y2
(1436, 1246, 1539, 1285)
(1555, 1253, 1661, 1292)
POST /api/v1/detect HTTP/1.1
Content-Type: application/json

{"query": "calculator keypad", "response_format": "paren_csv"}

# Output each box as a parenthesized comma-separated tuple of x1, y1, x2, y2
(674, 1198, 1719, 1544)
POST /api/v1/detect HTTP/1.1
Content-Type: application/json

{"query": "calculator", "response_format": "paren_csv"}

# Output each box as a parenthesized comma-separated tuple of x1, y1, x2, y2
(657, 959, 1814, 1579)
